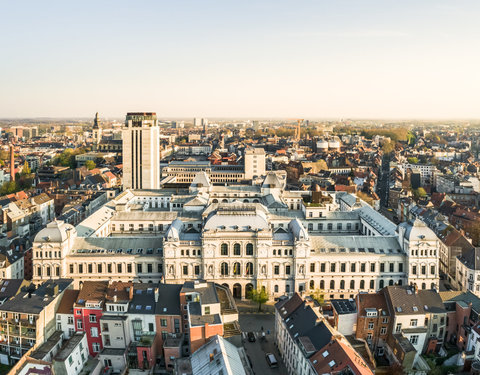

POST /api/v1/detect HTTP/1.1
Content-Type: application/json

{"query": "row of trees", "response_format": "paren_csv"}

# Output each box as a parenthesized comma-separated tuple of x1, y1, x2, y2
(248, 286, 326, 312)
(50, 148, 88, 169)
(0, 161, 34, 195)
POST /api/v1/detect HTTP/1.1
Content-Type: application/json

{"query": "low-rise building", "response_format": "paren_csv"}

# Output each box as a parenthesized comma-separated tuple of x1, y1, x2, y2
(275, 293, 374, 375)
(0, 279, 73, 365)
(52, 332, 89, 375)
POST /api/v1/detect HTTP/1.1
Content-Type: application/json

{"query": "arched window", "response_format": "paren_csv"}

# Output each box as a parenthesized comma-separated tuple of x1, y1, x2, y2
(246, 243, 253, 256)
(389, 279, 394, 286)
(233, 244, 241, 256)
(37, 266, 42, 276)
(320, 280, 325, 289)
(221, 244, 228, 256)
(421, 282, 426, 290)
(221, 262, 229, 276)
(56, 266, 60, 277)
(221, 199, 228, 203)
(233, 262, 241, 275)
(310, 280, 315, 289)
(286, 285, 290, 293)
(245, 262, 253, 275)
(398, 279, 403, 285)
(360, 280, 365, 289)
(340, 280, 345, 289)
(274, 285, 279, 293)
(46, 266, 51, 277)
(350, 280, 355, 289)
(379, 280, 384, 289)
(330, 280, 335, 290)
(212, 199, 218, 203)
(431, 282, 436, 290)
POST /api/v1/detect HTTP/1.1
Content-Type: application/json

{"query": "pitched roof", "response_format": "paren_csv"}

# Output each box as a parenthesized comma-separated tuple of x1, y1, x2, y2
(384, 285, 427, 315)
(155, 284, 182, 316)
(275, 292, 303, 319)
(439, 290, 480, 312)
(105, 281, 133, 303)
(75, 281, 108, 306)
(357, 292, 389, 316)
(310, 338, 374, 375)
(458, 247, 480, 271)
(57, 289, 80, 315)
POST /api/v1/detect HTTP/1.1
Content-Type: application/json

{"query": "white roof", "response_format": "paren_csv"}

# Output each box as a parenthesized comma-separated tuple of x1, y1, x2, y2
(34, 220, 76, 243)
(190, 335, 246, 375)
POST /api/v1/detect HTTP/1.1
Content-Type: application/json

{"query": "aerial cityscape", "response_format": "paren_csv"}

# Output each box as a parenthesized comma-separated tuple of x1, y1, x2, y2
(1, 1, 480, 375)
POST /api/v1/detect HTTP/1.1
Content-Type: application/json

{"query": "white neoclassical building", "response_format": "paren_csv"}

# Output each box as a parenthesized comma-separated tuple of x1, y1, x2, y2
(32, 172, 440, 300)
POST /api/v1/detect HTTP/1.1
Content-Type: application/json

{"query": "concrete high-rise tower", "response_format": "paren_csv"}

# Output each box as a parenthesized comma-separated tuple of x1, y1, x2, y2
(122, 112, 160, 190)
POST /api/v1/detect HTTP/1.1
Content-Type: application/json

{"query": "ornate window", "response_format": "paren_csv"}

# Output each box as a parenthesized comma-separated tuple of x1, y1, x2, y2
(246, 243, 253, 255)
(221, 262, 229, 276)
(233, 262, 241, 275)
(246, 262, 253, 275)
(221, 244, 228, 256)
(233, 244, 241, 256)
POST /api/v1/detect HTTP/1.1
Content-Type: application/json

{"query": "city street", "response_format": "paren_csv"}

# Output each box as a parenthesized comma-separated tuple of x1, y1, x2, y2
(239, 314, 288, 375)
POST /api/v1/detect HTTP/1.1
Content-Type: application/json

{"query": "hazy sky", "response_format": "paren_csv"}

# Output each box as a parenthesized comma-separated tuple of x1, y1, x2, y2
(1, 1, 480, 119)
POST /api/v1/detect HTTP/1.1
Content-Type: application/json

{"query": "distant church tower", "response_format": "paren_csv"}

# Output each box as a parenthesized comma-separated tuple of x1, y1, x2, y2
(92, 112, 102, 145)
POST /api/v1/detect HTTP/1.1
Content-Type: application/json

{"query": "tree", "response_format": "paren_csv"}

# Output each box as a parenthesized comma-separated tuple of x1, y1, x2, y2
(413, 187, 427, 199)
(22, 161, 31, 175)
(0, 181, 17, 195)
(250, 287, 269, 312)
(85, 160, 96, 170)
(407, 157, 419, 164)
(382, 140, 395, 154)
(310, 288, 325, 305)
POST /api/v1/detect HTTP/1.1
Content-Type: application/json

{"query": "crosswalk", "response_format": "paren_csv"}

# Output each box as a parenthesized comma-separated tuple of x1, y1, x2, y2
(242, 331, 269, 339)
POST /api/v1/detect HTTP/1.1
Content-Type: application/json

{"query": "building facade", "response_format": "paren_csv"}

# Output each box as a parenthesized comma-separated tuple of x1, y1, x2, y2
(32, 176, 441, 301)
(122, 112, 160, 190)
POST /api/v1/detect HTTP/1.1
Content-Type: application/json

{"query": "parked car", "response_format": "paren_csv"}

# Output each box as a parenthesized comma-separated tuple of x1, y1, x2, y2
(265, 353, 278, 368)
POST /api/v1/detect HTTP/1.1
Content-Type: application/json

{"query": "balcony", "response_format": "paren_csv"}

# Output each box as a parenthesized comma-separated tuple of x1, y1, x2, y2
(130, 332, 156, 349)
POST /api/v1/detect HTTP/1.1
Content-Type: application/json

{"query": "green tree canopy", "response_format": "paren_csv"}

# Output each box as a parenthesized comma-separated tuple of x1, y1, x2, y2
(413, 187, 427, 199)
(85, 160, 96, 170)
(22, 161, 31, 175)
(250, 287, 269, 312)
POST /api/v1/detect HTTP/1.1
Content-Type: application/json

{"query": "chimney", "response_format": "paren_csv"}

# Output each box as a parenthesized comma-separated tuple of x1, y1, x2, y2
(129, 286, 134, 300)
(9, 145, 15, 182)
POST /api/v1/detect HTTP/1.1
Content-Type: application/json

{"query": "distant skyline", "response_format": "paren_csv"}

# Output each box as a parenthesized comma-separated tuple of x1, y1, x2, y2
(1, 1, 480, 119)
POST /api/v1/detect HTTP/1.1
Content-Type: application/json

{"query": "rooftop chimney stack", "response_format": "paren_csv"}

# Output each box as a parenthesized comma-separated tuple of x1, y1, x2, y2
(9, 145, 14, 182)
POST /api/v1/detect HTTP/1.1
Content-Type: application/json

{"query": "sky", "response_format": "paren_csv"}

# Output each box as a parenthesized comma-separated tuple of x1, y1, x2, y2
(1, 1, 480, 119)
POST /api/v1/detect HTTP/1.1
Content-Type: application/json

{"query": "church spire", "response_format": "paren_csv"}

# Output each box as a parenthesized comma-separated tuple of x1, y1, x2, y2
(93, 112, 99, 129)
